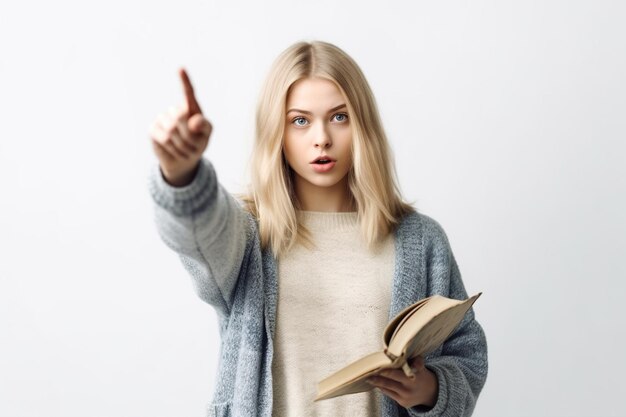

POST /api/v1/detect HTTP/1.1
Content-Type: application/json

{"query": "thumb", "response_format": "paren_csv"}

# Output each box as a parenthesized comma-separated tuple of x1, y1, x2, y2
(188, 114, 212, 137)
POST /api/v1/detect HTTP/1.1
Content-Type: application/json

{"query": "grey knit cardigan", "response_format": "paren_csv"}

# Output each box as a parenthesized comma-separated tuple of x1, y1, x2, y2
(148, 157, 488, 417)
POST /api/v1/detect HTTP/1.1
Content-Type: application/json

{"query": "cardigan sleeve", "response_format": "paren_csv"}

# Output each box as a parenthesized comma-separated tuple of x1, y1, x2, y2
(406, 215, 488, 417)
(147, 157, 249, 318)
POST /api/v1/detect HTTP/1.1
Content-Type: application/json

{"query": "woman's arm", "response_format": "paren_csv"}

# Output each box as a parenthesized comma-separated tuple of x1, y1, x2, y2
(148, 157, 249, 319)
(147, 69, 249, 319)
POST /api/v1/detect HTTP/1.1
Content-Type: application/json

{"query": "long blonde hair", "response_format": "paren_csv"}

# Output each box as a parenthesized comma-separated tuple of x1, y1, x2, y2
(237, 40, 415, 258)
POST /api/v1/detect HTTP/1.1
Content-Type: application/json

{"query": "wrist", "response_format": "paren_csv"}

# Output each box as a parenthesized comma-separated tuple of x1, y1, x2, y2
(161, 163, 199, 187)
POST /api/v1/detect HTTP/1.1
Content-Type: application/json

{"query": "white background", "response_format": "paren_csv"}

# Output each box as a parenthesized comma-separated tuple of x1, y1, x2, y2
(1, 1, 625, 416)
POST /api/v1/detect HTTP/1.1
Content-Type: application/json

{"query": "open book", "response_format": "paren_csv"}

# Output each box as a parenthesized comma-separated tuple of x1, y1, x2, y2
(314, 292, 482, 401)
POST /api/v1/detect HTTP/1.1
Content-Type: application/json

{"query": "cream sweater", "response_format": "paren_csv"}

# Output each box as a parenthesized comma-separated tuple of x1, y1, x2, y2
(271, 210, 395, 417)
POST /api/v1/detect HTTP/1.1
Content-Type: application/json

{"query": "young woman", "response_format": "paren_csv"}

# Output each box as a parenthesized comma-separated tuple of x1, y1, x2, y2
(148, 40, 488, 417)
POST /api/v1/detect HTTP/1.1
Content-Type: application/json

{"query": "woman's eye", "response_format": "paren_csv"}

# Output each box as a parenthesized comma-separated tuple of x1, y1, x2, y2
(292, 117, 308, 126)
(333, 113, 348, 122)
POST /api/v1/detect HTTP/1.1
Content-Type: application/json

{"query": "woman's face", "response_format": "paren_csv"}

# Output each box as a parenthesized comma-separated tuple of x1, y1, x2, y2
(283, 77, 353, 196)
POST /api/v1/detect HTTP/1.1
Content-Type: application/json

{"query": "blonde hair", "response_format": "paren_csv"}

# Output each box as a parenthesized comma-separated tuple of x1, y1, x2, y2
(237, 40, 416, 258)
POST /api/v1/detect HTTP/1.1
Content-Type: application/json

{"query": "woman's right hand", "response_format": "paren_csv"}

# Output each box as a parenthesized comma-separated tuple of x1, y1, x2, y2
(149, 68, 213, 187)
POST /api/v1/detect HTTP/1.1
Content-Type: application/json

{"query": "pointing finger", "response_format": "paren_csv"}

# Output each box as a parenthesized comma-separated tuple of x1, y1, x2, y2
(179, 67, 203, 116)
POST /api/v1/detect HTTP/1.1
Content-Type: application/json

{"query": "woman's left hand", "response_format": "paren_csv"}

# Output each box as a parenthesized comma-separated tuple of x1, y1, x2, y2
(366, 356, 438, 409)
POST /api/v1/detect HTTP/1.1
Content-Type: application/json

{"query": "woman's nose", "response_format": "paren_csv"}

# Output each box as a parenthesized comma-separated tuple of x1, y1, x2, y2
(314, 125, 331, 148)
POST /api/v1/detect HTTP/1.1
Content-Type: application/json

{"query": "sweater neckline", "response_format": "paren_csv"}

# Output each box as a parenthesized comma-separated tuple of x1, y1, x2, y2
(295, 210, 358, 230)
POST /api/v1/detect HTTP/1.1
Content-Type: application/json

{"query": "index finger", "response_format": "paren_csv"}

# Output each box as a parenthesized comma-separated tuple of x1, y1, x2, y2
(179, 67, 203, 116)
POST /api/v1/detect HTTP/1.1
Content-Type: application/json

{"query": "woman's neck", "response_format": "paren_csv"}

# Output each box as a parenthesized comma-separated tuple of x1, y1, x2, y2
(293, 177, 356, 212)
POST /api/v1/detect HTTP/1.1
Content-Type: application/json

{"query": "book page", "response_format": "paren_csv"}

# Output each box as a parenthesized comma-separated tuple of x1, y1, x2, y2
(387, 294, 480, 359)
(315, 351, 392, 401)
(382, 297, 432, 348)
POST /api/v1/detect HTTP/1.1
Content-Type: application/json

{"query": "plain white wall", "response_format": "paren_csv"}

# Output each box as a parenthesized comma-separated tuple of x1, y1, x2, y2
(1, 0, 625, 416)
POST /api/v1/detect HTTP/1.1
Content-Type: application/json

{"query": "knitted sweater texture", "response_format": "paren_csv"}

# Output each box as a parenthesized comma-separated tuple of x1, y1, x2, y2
(148, 157, 488, 417)
(272, 210, 394, 415)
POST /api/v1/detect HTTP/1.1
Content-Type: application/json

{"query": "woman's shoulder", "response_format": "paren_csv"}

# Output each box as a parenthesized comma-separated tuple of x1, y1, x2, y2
(399, 210, 447, 237)
(400, 210, 453, 253)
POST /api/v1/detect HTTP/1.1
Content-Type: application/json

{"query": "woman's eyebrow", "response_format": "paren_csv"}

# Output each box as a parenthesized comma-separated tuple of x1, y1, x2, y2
(286, 103, 347, 115)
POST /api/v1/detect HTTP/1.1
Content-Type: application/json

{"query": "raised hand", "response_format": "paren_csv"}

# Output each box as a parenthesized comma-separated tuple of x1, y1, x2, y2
(149, 68, 213, 187)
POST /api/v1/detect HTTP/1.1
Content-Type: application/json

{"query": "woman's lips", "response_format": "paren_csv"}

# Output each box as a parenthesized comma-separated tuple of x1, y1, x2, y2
(311, 161, 336, 173)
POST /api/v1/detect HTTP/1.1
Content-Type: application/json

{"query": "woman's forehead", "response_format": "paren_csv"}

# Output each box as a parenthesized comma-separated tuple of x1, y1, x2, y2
(286, 77, 345, 110)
